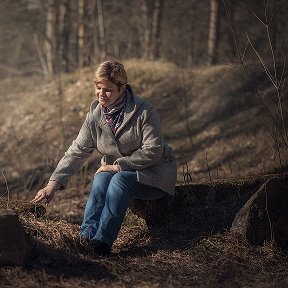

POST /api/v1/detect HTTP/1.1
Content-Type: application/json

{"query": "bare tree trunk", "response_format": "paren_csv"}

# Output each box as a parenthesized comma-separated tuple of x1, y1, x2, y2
(86, 0, 97, 65)
(56, 0, 67, 73)
(66, 0, 79, 72)
(78, 0, 84, 69)
(45, 0, 55, 75)
(141, 0, 151, 59)
(96, 0, 106, 60)
(207, 0, 220, 65)
(92, 0, 99, 63)
(227, 0, 236, 60)
(33, 33, 49, 75)
(62, 0, 70, 72)
(150, 0, 163, 59)
(187, 1, 197, 67)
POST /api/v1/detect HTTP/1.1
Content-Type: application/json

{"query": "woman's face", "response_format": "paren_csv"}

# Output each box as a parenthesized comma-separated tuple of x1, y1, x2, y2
(94, 80, 125, 107)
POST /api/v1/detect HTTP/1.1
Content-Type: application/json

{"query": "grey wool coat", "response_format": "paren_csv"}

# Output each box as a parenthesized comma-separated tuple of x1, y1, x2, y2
(50, 85, 177, 195)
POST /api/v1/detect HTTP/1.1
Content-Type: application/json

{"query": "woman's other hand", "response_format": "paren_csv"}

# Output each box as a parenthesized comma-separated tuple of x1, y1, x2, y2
(30, 181, 60, 206)
(95, 164, 120, 175)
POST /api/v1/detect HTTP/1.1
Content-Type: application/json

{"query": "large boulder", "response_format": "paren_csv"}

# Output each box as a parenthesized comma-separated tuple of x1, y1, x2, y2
(231, 177, 288, 249)
(0, 209, 33, 266)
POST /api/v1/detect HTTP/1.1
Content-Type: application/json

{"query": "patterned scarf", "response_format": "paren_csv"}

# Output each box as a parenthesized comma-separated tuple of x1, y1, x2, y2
(102, 94, 127, 134)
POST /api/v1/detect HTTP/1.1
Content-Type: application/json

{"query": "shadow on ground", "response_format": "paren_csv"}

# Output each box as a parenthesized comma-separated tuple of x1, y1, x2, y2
(26, 241, 115, 281)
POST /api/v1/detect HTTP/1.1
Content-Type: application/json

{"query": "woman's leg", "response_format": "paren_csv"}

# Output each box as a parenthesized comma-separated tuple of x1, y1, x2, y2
(80, 172, 114, 239)
(93, 171, 166, 248)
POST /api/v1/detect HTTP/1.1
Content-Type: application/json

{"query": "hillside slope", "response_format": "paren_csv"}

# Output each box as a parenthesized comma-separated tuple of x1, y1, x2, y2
(0, 59, 287, 192)
(1, 59, 288, 288)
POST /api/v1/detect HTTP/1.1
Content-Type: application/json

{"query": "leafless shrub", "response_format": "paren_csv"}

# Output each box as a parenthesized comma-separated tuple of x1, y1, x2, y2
(181, 149, 193, 185)
(223, 0, 288, 176)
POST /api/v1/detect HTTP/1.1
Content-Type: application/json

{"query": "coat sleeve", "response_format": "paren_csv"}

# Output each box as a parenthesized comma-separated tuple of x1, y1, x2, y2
(115, 106, 164, 170)
(49, 111, 95, 188)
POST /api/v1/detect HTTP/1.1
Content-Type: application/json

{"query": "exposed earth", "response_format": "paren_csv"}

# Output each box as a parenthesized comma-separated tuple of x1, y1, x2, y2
(1, 59, 287, 189)
(0, 59, 288, 287)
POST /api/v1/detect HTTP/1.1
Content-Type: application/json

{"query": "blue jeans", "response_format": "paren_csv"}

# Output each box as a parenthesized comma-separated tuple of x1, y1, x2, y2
(80, 171, 166, 248)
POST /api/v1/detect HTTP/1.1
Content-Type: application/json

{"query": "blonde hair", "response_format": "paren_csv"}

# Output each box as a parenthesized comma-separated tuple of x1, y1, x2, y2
(94, 60, 128, 90)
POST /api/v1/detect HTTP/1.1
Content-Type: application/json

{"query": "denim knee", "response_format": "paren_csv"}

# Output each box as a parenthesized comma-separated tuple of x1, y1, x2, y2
(110, 171, 137, 183)
(90, 172, 114, 196)
(109, 171, 136, 188)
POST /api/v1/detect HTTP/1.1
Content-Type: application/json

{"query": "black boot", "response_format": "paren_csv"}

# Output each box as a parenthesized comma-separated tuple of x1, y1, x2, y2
(90, 240, 111, 257)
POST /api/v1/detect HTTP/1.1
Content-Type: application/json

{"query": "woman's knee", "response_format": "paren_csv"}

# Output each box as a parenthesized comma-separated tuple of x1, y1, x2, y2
(109, 171, 137, 187)
(90, 172, 114, 195)
(106, 171, 137, 197)
(93, 172, 113, 185)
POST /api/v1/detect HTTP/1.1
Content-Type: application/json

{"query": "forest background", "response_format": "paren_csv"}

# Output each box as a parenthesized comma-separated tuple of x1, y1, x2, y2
(1, 1, 288, 287)
(1, 0, 288, 185)
(1, 0, 288, 76)
(0, 0, 288, 193)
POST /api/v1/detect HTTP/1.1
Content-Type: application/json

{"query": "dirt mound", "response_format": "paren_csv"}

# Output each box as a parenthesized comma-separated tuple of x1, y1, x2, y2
(0, 59, 287, 192)
(144, 63, 288, 182)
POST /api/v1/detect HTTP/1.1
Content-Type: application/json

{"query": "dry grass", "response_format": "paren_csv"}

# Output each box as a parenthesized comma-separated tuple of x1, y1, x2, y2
(1, 59, 288, 287)
(1, 60, 287, 186)
(124, 58, 177, 94)
(1, 193, 288, 287)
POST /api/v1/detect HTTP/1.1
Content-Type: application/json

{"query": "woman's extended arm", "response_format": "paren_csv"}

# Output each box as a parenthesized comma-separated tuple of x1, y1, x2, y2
(49, 111, 95, 188)
(31, 112, 95, 204)
(30, 180, 61, 205)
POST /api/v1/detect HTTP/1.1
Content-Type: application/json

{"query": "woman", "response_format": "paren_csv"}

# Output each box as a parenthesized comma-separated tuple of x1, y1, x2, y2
(31, 60, 177, 256)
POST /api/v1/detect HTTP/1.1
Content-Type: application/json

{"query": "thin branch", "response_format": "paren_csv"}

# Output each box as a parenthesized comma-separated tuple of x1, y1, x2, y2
(205, 151, 212, 185)
(268, 4, 279, 26)
(264, 0, 268, 24)
(277, 92, 288, 145)
(248, 7, 266, 26)
(1, 171, 10, 210)
(264, 10, 288, 142)
(241, 39, 249, 61)
(180, 148, 192, 185)
(264, 131, 282, 169)
(246, 34, 277, 89)
(264, 183, 275, 244)
(223, 0, 287, 147)
(222, 0, 242, 62)
(247, 107, 278, 146)
(279, 48, 288, 96)
(281, 86, 288, 98)
(266, 25, 277, 81)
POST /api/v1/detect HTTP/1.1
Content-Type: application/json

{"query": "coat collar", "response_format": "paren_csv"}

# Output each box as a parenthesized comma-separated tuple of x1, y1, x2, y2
(93, 84, 144, 138)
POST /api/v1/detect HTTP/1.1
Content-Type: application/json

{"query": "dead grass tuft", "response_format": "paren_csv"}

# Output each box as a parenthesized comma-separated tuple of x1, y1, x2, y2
(0, 199, 288, 287)
(20, 214, 85, 253)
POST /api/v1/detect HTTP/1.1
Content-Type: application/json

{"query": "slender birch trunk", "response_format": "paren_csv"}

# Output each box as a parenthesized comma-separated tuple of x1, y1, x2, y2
(78, 0, 84, 68)
(96, 0, 106, 60)
(207, 0, 220, 65)
(150, 0, 163, 59)
(141, 0, 151, 59)
(45, 0, 55, 75)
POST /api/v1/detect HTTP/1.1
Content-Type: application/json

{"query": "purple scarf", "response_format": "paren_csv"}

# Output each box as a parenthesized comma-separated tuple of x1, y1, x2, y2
(102, 94, 127, 134)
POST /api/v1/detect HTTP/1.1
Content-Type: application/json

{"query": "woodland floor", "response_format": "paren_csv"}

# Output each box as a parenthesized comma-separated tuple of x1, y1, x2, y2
(1, 176, 288, 288)
(1, 60, 288, 287)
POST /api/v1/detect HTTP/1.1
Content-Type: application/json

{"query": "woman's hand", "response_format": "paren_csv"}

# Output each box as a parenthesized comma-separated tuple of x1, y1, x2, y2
(95, 164, 120, 175)
(30, 181, 60, 206)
